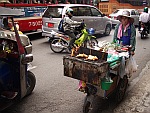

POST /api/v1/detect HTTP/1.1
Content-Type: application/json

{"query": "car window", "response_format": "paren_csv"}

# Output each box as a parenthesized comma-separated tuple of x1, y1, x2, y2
(131, 10, 136, 15)
(90, 7, 102, 16)
(73, 6, 91, 16)
(135, 10, 140, 15)
(43, 6, 64, 18)
(71, 7, 78, 16)
(113, 10, 119, 14)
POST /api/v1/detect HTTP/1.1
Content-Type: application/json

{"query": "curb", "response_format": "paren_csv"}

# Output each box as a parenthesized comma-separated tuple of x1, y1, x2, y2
(114, 60, 150, 113)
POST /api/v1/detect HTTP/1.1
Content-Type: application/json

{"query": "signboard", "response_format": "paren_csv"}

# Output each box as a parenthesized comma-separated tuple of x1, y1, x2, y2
(142, 0, 148, 5)
(12, 6, 47, 17)
(24, 7, 47, 17)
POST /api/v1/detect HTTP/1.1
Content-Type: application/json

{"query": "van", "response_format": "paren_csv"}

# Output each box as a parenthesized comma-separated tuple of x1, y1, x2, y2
(42, 4, 112, 37)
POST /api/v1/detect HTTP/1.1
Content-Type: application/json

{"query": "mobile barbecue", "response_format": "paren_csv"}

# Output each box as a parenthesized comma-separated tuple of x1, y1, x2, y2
(63, 44, 133, 113)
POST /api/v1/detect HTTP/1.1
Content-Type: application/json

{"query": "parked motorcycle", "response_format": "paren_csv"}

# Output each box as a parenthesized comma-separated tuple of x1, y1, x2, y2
(0, 7, 36, 111)
(139, 22, 149, 39)
(49, 22, 98, 53)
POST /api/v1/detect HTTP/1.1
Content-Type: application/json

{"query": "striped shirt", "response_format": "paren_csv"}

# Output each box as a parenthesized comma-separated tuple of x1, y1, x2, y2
(63, 16, 81, 32)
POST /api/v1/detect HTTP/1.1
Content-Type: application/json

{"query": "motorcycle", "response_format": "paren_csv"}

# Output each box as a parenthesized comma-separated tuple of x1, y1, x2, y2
(49, 22, 98, 53)
(139, 22, 149, 39)
(0, 7, 36, 111)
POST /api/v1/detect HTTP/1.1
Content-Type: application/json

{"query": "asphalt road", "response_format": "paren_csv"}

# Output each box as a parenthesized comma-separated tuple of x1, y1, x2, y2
(2, 29, 150, 113)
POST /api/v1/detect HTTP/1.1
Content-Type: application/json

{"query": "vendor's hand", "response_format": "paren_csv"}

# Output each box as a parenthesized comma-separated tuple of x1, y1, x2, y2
(130, 51, 135, 56)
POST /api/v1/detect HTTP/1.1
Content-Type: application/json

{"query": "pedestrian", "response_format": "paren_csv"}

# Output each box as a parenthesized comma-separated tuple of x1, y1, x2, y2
(113, 10, 136, 56)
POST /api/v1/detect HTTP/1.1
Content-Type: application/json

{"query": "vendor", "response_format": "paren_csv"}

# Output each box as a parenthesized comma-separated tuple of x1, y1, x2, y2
(113, 10, 136, 56)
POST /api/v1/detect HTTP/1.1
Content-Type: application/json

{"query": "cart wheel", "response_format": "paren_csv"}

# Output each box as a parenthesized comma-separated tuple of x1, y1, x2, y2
(115, 75, 128, 104)
(26, 71, 36, 96)
(83, 95, 103, 113)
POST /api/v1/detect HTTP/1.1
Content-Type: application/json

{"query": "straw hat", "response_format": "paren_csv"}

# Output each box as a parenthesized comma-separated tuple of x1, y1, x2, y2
(117, 10, 134, 23)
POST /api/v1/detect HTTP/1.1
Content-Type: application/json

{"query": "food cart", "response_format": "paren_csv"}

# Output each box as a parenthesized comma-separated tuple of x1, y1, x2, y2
(63, 45, 130, 113)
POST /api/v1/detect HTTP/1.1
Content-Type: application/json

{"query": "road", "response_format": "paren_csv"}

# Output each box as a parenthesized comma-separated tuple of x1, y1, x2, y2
(2, 29, 150, 113)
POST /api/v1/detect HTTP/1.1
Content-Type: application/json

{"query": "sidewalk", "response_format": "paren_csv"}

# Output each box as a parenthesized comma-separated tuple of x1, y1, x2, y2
(114, 60, 150, 113)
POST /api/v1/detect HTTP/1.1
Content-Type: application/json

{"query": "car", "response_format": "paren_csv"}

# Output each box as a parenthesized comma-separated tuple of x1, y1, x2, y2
(109, 9, 140, 27)
(42, 4, 112, 37)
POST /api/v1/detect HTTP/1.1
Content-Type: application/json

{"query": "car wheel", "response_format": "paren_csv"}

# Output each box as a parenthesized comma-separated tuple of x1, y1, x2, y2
(104, 24, 111, 36)
(112, 24, 116, 29)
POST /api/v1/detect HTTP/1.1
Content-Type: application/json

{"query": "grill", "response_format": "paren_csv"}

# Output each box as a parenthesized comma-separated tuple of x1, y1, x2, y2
(63, 47, 109, 86)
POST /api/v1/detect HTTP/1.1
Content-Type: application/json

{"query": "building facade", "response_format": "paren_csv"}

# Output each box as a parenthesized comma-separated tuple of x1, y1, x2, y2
(99, 0, 150, 16)
(7, 0, 150, 7)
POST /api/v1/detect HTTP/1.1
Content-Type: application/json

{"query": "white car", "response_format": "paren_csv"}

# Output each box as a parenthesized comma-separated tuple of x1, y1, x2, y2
(42, 4, 112, 37)
(109, 9, 140, 27)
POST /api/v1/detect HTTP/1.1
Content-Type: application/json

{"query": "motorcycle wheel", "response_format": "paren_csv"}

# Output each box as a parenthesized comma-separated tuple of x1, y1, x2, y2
(115, 75, 128, 104)
(86, 37, 98, 49)
(26, 71, 36, 96)
(50, 38, 66, 53)
(83, 95, 103, 113)
(141, 32, 145, 39)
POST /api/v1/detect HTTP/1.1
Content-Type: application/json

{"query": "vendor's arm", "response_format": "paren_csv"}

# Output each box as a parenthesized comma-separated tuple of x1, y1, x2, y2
(113, 24, 119, 43)
(130, 24, 136, 52)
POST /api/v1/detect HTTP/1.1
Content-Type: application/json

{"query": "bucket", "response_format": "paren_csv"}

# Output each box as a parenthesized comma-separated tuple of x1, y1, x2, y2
(101, 78, 113, 90)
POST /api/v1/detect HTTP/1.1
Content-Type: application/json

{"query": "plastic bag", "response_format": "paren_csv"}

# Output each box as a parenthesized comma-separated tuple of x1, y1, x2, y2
(58, 19, 64, 32)
(78, 80, 86, 92)
(125, 56, 138, 77)
(119, 56, 125, 78)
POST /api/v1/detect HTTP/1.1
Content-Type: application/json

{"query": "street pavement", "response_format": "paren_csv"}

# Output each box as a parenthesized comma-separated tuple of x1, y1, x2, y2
(114, 60, 150, 113)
